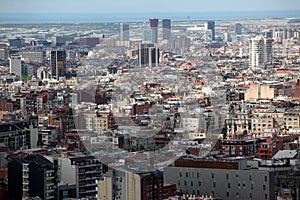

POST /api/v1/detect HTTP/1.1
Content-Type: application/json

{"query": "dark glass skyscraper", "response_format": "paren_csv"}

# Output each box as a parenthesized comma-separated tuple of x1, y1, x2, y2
(205, 21, 215, 41)
(162, 19, 171, 40)
(234, 23, 242, 35)
(50, 50, 66, 80)
(120, 23, 129, 41)
(149, 18, 159, 43)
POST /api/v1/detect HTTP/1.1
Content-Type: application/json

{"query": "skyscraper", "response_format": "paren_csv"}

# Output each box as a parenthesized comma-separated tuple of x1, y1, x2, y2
(205, 21, 215, 41)
(9, 54, 22, 78)
(50, 50, 66, 80)
(162, 19, 171, 40)
(234, 23, 242, 35)
(120, 23, 129, 41)
(249, 36, 273, 67)
(149, 18, 159, 43)
(138, 43, 160, 68)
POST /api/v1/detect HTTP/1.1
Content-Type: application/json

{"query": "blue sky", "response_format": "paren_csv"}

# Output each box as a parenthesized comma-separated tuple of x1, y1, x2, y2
(1, 0, 300, 13)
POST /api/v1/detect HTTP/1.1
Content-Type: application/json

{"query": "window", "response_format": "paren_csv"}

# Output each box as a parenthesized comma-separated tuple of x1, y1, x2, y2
(199, 181, 201, 186)
(226, 174, 229, 179)
(228, 183, 230, 188)
(263, 185, 266, 190)
(212, 173, 214, 178)
(265, 194, 268, 199)
(249, 175, 252, 181)
(213, 182, 216, 187)
(265, 176, 267, 181)
(227, 192, 229, 197)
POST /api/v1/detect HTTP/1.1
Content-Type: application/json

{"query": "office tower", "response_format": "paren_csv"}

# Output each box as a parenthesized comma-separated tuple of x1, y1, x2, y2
(8, 154, 56, 200)
(205, 21, 215, 40)
(50, 50, 66, 80)
(234, 23, 242, 35)
(9, 54, 22, 78)
(138, 43, 160, 67)
(162, 19, 171, 40)
(149, 18, 159, 43)
(120, 23, 129, 41)
(249, 36, 273, 67)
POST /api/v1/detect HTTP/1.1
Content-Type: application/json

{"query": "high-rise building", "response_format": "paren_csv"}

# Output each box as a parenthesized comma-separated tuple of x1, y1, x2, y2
(234, 23, 242, 35)
(9, 54, 22, 78)
(138, 43, 160, 67)
(50, 50, 66, 80)
(120, 23, 130, 41)
(47, 155, 108, 199)
(8, 154, 56, 200)
(149, 18, 159, 43)
(205, 21, 215, 41)
(162, 19, 171, 40)
(249, 36, 273, 67)
(0, 44, 8, 61)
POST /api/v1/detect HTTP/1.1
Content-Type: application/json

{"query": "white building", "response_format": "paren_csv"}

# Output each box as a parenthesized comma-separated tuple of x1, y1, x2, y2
(249, 36, 273, 67)
(9, 54, 22, 78)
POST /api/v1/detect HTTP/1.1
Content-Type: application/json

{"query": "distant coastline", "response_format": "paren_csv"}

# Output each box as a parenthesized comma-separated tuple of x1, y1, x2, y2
(0, 10, 300, 24)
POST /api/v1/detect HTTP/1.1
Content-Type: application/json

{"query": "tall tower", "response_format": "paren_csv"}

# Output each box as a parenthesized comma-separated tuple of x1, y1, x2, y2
(234, 23, 242, 35)
(162, 19, 171, 40)
(120, 23, 129, 41)
(9, 54, 22, 78)
(149, 18, 159, 43)
(50, 50, 66, 80)
(249, 36, 273, 67)
(205, 21, 215, 41)
(138, 43, 159, 68)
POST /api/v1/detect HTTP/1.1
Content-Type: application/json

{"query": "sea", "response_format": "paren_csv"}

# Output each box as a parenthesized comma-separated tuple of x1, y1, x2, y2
(0, 10, 300, 24)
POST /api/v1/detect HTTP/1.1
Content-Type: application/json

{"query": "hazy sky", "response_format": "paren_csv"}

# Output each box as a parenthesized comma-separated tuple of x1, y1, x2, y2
(1, 0, 300, 13)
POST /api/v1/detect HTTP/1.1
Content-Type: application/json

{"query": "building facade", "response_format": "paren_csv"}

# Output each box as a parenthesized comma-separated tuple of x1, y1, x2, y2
(249, 36, 273, 67)
(164, 158, 275, 200)
(162, 19, 171, 40)
(120, 23, 130, 41)
(50, 50, 66, 80)
(149, 18, 159, 43)
(205, 21, 215, 41)
(8, 154, 56, 200)
(9, 54, 22, 78)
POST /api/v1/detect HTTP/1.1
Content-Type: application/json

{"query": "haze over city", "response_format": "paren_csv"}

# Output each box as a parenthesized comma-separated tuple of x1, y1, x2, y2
(0, 1, 300, 200)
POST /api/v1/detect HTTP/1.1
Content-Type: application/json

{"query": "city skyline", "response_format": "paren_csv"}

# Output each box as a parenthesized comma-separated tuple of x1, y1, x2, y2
(1, 0, 300, 14)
